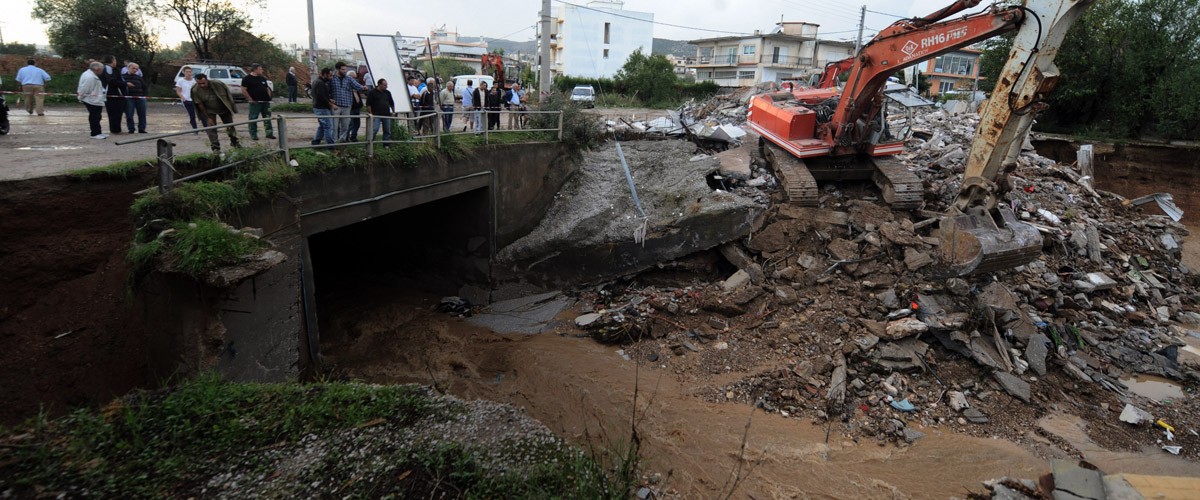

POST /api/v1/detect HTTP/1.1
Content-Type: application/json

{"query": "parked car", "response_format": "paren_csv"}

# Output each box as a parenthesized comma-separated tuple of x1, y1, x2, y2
(174, 63, 273, 102)
(570, 85, 595, 108)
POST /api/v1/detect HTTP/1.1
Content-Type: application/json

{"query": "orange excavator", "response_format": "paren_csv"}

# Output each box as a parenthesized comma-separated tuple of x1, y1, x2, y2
(481, 53, 506, 89)
(748, 0, 1093, 275)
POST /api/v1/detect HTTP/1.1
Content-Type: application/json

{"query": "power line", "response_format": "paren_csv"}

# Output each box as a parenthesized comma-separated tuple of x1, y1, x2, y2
(493, 24, 535, 41)
(553, 0, 753, 36)
(865, 8, 908, 18)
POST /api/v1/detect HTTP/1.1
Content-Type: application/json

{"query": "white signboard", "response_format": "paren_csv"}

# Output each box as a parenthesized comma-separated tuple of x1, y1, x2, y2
(358, 34, 413, 113)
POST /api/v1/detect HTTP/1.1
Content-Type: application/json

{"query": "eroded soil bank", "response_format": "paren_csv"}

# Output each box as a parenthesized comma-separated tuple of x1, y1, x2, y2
(0, 175, 151, 425)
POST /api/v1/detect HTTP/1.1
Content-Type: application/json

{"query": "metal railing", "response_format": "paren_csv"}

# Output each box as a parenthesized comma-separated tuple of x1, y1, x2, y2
(116, 107, 563, 193)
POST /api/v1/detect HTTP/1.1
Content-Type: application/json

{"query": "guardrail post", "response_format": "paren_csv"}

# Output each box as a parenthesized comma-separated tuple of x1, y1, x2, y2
(436, 113, 442, 149)
(368, 115, 377, 158)
(157, 138, 175, 194)
(484, 113, 489, 145)
(557, 110, 564, 141)
(277, 116, 289, 165)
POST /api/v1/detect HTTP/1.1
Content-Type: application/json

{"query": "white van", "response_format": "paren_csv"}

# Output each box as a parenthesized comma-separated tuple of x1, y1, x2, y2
(451, 75, 494, 101)
(175, 64, 273, 102)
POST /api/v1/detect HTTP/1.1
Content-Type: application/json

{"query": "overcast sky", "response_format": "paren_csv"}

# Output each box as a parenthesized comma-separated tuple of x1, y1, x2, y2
(7, 0, 984, 51)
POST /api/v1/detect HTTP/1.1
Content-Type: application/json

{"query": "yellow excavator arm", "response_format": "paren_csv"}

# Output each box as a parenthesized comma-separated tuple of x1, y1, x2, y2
(939, 0, 1094, 276)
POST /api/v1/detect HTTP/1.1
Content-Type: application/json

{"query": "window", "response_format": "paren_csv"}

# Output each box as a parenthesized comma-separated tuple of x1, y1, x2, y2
(603, 49, 609, 59)
(938, 81, 955, 93)
(738, 70, 755, 80)
(743, 45, 756, 55)
(933, 54, 975, 75)
(210, 69, 229, 79)
(604, 22, 611, 44)
(714, 70, 737, 79)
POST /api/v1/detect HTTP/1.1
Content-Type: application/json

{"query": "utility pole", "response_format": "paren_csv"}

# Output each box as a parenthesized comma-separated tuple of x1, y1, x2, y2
(539, 0, 552, 103)
(853, 5, 866, 55)
(306, 0, 317, 78)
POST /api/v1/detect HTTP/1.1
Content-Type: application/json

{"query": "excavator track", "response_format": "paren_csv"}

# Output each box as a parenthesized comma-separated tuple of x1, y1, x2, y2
(870, 157, 924, 210)
(761, 140, 818, 206)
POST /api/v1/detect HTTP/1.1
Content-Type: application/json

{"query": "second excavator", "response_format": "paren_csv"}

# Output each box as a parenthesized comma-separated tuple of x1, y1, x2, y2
(747, 0, 1093, 275)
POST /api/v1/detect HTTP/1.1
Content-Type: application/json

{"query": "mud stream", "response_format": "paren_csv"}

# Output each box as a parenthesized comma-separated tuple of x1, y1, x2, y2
(316, 282, 1200, 498)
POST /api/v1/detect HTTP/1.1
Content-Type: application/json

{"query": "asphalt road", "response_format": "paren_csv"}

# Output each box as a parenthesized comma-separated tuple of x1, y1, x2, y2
(2, 101, 355, 181)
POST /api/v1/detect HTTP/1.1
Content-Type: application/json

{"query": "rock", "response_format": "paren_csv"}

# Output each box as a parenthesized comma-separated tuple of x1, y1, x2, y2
(1050, 460, 1104, 500)
(948, 391, 970, 412)
(963, 408, 990, 423)
(945, 278, 970, 296)
(828, 238, 859, 262)
(1084, 272, 1118, 291)
(722, 270, 751, 291)
(884, 317, 928, 340)
(774, 285, 798, 305)
(1025, 333, 1050, 376)
(1118, 403, 1153, 425)
(903, 427, 926, 443)
(992, 372, 1031, 403)
(904, 247, 933, 271)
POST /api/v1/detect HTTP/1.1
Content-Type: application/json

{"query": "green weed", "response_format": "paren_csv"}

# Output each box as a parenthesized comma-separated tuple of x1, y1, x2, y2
(168, 219, 264, 277)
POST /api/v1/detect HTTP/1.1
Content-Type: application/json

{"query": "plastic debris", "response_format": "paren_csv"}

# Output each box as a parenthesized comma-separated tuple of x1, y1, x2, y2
(1163, 445, 1182, 455)
(890, 398, 917, 412)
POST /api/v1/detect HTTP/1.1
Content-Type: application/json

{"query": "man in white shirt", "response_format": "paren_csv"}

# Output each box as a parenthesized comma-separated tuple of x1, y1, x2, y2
(76, 62, 107, 139)
(175, 66, 205, 131)
(460, 80, 475, 131)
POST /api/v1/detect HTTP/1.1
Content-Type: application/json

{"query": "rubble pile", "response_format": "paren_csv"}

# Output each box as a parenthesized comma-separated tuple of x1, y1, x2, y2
(605, 83, 774, 148)
(572, 107, 1200, 453)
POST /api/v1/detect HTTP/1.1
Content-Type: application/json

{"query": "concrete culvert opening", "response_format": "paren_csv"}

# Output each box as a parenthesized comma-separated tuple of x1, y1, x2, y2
(307, 188, 492, 347)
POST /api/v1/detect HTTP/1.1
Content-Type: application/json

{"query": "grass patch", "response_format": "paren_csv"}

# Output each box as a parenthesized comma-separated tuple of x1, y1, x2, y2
(70, 158, 154, 181)
(0, 377, 627, 498)
(234, 159, 299, 198)
(0, 376, 442, 498)
(271, 102, 314, 113)
(132, 181, 248, 223)
(168, 219, 265, 277)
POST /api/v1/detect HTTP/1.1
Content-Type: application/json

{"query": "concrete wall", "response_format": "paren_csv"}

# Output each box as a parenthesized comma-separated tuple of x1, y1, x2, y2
(140, 142, 576, 381)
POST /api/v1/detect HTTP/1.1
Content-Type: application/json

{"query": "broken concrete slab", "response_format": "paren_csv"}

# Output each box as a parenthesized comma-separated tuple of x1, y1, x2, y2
(1051, 460, 1105, 500)
(1026, 333, 1050, 376)
(469, 291, 573, 334)
(1118, 403, 1154, 425)
(722, 269, 752, 291)
(963, 408, 990, 423)
(497, 140, 765, 286)
(993, 371, 1032, 403)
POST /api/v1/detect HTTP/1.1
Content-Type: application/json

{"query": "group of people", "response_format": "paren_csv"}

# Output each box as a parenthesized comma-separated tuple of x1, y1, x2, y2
(72, 58, 276, 154)
(309, 62, 395, 145)
(457, 79, 528, 133)
(73, 56, 152, 139)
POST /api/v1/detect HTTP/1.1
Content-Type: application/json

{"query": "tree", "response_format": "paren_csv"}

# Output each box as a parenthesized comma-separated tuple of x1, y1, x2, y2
(614, 48, 676, 105)
(158, 0, 261, 60)
(0, 42, 38, 55)
(415, 57, 475, 80)
(33, 0, 159, 65)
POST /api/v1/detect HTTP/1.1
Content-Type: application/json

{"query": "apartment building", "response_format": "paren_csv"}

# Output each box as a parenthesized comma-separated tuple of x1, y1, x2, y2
(544, 0, 654, 79)
(916, 47, 982, 96)
(688, 22, 857, 87)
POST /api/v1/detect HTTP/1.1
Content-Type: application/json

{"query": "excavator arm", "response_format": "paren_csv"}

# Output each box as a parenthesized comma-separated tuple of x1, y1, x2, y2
(823, 1, 1025, 152)
(937, 0, 1095, 275)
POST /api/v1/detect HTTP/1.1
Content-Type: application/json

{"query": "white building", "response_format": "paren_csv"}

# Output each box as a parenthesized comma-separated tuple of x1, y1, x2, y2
(546, 0, 654, 79)
(687, 22, 858, 87)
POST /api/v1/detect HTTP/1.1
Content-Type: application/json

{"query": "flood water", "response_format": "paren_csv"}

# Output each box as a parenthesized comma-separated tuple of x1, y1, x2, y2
(1120, 374, 1187, 402)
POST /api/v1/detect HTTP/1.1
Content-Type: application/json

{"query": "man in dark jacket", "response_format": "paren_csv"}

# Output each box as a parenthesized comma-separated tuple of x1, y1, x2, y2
(310, 68, 336, 145)
(122, 63, 148, 133)
(102, 56, 125, 134)
(241, 63, 275, 141)
(365, 78, 395, 141)
(192, 73, 241, 154)
(286, 67, 298, 103)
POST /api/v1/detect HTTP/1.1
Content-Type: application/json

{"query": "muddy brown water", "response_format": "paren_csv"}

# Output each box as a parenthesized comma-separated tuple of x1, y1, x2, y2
(322, 285, 1049, 498)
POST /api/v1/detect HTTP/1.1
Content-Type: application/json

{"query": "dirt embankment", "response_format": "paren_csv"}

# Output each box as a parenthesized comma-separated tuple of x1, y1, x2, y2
(0, 174, 151, 425)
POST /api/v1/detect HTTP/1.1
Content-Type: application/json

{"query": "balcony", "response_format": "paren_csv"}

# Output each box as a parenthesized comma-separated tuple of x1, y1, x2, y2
(691, 54, 758, 67)
(761, 55, 814, 69)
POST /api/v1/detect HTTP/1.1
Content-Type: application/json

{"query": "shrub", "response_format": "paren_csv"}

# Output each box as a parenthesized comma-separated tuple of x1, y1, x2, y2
(529, 93, 604, 153)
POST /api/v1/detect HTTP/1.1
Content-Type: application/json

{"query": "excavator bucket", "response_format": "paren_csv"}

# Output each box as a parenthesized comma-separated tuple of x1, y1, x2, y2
(936, 207, 1042, 276)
